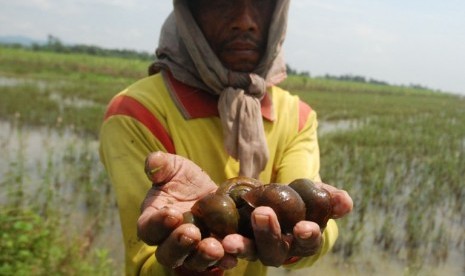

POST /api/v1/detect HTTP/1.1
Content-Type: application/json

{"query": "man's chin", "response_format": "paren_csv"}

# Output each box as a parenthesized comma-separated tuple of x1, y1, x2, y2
(222, 59, 259, 72)
(227, 64, 256, 72)
(220, 53, 260, 72)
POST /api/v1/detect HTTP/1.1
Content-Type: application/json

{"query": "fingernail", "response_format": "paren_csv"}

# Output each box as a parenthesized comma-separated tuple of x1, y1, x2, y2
(298, 231, 313, 239)
(146, 166, 162, 180)
(178, 235, 195, 247)
(164, 215, 180, 228)
(224, 246, 238, 254)
(253, 214, 269, 231)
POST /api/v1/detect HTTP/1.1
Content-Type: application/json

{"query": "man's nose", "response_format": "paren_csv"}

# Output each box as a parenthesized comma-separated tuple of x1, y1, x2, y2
(231, 2, 259, 33)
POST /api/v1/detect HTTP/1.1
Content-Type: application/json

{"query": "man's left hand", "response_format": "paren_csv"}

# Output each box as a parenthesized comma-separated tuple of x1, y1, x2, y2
(221, 182, 353, 266)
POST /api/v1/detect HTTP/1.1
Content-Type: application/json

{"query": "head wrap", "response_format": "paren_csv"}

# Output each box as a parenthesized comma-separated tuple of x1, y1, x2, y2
(149, 0, 290, 178)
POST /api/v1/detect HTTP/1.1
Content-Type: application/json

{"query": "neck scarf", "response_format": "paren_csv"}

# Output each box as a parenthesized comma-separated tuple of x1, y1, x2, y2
(149, 0, 290, 178)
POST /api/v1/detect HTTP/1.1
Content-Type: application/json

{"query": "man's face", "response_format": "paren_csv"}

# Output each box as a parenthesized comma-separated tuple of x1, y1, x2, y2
(190, 0, 276, 72)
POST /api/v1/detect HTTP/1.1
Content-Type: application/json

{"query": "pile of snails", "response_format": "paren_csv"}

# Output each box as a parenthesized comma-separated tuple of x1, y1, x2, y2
(183, 176, 332, 239)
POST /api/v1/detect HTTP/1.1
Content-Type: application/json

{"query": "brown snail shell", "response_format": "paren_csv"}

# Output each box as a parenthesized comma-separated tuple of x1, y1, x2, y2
(288, 178, 332, 229)
(215, 176, 263, 239)
(190, 193, 239, 238)
(187, 177, 333, 239)
(216, 176, 263, 207)
(242, 183, 306, 234)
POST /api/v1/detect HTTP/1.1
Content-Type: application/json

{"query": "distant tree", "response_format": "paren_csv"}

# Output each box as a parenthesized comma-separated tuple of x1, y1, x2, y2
(368, 78, 389, 86)
(408, 83, 429, 90)
(323, 74, 370, 83)
(299, 71, 310, 77)
(286, 64, 297, 75)
(286, 64, 310, 77)
(319, 73, 436, 91)
(46, 34, 66, 52)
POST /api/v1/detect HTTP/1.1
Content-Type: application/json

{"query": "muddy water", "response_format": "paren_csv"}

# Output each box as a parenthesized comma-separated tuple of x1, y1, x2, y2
(1, 120, 463, 275)
(0, 120, 125, 270)
(318, 119, 362, 136)
(0, 75, 50, 90)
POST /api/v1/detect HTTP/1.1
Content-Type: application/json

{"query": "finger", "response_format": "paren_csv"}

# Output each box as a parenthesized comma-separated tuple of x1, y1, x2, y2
(144, 151, 175, 184)
(330, 189, 353, 218)
(252, 207, 290, 266)
(315, 183, 353, 219)
(222, 234, 257, 261)
(144, 151, 213, 184)
(137, 206, 184, 245)
(183, 237, 225, 272)
(289, 221, 322, 257)
(155, 223, 201, 268)
(144, 152, 217, 198)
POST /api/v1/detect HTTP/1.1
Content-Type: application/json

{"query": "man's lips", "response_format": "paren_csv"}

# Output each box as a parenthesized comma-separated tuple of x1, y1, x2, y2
(223, 40, 259, 52)
(218, 38, 262, 70)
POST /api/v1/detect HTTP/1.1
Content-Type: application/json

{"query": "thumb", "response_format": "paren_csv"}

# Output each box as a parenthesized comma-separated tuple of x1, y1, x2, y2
(144, 152, 217, 194)
(144, 151, 196, 185)
(144, 151, 180, 184)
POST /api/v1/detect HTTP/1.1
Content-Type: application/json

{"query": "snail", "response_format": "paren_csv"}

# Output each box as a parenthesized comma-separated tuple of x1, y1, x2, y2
(185, 177, 333, 239)
(289, 178, 332, 230)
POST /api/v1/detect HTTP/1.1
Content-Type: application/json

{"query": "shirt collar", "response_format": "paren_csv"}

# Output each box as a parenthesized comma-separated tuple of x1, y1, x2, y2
(163, 70, 274, 121)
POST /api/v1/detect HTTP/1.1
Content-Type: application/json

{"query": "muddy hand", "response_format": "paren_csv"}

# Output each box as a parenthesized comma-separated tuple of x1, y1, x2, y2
(137, 152, 224, 271)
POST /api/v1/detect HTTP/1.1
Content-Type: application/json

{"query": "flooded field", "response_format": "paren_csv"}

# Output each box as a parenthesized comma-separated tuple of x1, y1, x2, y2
(1, 48, 464, 275)
(0, 120, 124, 273)
(1, 118, 463, 275)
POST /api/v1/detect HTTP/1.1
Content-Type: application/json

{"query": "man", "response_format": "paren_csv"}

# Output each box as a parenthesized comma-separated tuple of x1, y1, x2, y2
(99, 0, 353, 275)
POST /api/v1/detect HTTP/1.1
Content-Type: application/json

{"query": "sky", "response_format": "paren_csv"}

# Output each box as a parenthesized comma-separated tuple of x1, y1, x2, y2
(1, 0, 464, 95)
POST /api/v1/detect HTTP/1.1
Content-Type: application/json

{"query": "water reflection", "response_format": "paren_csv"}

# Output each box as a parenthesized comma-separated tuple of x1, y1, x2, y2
(0, 75, 98, 110)
(318, 119, 361, 136)
(0, 75, 49, 90)
(0, 120, 124, 270)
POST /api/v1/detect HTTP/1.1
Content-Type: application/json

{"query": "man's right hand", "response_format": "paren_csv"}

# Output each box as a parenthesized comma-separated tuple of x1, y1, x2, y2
(137, 152, 236, 271)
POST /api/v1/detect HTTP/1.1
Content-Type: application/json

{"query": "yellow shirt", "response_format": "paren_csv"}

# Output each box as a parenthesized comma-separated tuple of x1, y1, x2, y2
(99, 71, 338, 275)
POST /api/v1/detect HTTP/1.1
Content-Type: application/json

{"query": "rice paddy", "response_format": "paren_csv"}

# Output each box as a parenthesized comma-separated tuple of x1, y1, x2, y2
(1, 46, 464, 275)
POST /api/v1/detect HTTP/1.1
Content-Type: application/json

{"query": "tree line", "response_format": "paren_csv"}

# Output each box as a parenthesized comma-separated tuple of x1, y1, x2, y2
(2, 34, 155, 61)
(286, 64, 390, 85)
(286, 64, 435, 91)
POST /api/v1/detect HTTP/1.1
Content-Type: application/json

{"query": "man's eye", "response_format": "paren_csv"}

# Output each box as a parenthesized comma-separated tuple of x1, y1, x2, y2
(253, 0, 276, 12)
(256, 0, 272, 5)
(211, 0, 234, 9)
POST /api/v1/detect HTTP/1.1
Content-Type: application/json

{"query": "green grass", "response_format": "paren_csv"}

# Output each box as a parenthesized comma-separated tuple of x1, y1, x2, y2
(0, 47, 147, 81)
(282, 75, 458, 121)
(286, 77, 465, 272)
(1, 46, 464, 275)
(0, 120, 118, 275)
(0, 47, 150, 137)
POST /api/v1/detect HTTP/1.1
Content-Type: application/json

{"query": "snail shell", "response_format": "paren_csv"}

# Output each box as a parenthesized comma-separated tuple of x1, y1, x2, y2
(216, 176, 263, 207)
(289, 178, 332, 229)
(188, 177, 333, 239)
(190, 193, 239, 238)
(242, 183, 306, 234)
